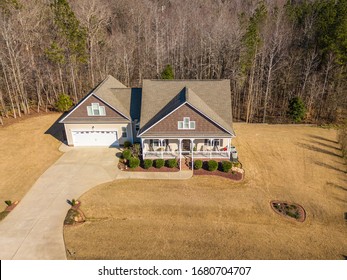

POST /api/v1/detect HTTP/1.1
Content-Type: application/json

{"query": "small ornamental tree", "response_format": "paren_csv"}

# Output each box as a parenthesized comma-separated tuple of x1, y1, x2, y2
(55, 93, 73, 112)
(288, 97, 306, 123)
(161, 64, 174, 80)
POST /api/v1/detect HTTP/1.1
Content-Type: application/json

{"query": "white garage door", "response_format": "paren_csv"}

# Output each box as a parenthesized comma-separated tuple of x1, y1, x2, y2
(72, 130, 118, 147)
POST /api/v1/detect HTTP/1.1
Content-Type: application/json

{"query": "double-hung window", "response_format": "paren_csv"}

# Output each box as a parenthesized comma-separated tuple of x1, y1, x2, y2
(150, 139, 160, 147)
(87, 103, 106, 116)
(178, 117, 195, 130)
(121, 127, 127, 137)
(205, 139, 222, 146)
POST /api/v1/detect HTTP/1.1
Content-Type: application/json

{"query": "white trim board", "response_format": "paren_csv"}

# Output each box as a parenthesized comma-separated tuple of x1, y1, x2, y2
(59, 93, 131, 123)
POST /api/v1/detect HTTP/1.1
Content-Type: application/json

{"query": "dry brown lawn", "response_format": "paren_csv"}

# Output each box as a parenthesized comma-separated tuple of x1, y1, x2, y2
(64, 124, 347, 260)
(0, 113, 62, 205)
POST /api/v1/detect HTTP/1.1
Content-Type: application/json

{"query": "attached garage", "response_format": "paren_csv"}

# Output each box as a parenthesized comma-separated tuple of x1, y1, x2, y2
(71, 130, 118, 147)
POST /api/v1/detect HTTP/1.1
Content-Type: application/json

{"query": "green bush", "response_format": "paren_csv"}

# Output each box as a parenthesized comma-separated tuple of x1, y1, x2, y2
(166, 158, 177, 168)
(4, 200, 12, 206)
(161, 64, 174, 80)
(122, 149, 132, 160)
(232, 161, 241, 168)
(155, 159, 165, 168)
(287, 96, 306, 123)
(143, 159, 153, 169)
(221, 161, 232, 172)
(194, 160, 203, 170)
(55, 93, 73, 112)
(124, 141, 132, 148)
(207, 160, 218, 171)
(129, 157, 140, 169)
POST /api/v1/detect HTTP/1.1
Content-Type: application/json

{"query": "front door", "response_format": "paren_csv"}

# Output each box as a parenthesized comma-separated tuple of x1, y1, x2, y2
(182, 139, 190, 152)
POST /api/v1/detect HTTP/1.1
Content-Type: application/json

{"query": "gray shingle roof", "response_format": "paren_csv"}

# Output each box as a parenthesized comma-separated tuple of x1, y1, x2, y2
(60, 75, 142, 124)
(139, 79, 234, 135)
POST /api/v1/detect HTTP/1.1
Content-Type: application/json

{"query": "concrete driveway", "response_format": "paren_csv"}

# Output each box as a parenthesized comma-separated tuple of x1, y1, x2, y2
(0, 147, 120, 260)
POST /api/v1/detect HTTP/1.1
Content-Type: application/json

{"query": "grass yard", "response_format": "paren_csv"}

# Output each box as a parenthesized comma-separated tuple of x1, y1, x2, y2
(64, 124, 347, 259)
(0, 113, 62, 206)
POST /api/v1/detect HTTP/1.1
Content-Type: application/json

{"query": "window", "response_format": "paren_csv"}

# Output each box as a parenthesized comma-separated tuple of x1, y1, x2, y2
(87, 103, 106, 116)
(122, 127, 127, 137)
(178, 117, 195, 129)
(205, 139, 222, 146)
(150, 139, 161, 147)
(213, 139, 221, 147)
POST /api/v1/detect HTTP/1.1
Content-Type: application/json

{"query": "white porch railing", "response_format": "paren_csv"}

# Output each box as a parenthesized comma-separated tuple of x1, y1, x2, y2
(193, 151, 230, 158)
(143, 150, 230, 159)
(143, 151, 179, 158)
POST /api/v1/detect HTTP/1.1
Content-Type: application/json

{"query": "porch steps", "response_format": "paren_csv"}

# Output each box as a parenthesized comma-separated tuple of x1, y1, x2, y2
(180, 156, 191, 170)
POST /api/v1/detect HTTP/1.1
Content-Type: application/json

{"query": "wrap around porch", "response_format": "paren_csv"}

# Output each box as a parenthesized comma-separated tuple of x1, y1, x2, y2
(141, 138, 233, 159)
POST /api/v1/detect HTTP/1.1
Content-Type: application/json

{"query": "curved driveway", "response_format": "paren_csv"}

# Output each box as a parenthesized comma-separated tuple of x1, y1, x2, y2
(0, 147, 192, 259)
(0, 147, 119, 259)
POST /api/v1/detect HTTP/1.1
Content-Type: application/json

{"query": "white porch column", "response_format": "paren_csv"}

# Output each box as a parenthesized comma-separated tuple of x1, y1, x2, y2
(141, 138, 145, 159)
(190, 138, 195, 170)
(228, 138, 231, 158)
(210, 138, 213, 159)
(160, 138, 163, 159)
(179, 138, 182, 171)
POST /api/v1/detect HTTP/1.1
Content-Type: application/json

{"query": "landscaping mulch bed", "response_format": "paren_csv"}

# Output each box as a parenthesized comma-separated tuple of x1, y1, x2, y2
(64, 200, 86, 226)
(270, 200, 306, 222)
(0, 201, 20, 221)
(194, 169, 243, 181)
(122, 166, 180, 172)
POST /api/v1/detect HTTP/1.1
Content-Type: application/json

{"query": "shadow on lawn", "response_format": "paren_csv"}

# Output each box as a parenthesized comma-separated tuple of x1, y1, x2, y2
(297, 142, 342, 158)
(45, 112, 68, 143)
(307, 139, 341, 151)
(306, 134, 339, 144)
(315, 161, 346, 174)
(326, 182, 347, 192)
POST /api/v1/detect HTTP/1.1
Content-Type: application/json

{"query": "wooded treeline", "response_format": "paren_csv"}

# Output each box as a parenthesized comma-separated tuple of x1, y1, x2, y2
(0, 0, 346, 125)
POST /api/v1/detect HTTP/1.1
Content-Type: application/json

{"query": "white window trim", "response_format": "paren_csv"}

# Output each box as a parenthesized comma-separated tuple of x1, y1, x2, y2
(121, 127, 127, 137)
(87, 102, 106, 116)
(178, 117, 196, 130)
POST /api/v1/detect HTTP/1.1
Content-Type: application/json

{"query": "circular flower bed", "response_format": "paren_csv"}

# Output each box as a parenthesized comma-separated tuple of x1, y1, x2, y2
(270, 200, 306, 222)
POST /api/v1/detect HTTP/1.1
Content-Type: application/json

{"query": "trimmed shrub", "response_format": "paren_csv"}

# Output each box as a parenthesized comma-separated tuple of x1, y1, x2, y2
(166, 158, 177, 168)
(155, 159, 165, 169)
(129, 157, 140, 169)
(194, 159, 203, 170)
(143, 159, 153, 169)
(232, 161, 241, 168)
(221, 161, 232, 173)
(124, 141, 132, 148)
(122, 149, 132, 160)
(207, 160, 218, 171)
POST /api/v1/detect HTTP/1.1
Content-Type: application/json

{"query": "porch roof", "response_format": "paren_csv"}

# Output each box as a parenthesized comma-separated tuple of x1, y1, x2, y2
(140, 133, 232, 138)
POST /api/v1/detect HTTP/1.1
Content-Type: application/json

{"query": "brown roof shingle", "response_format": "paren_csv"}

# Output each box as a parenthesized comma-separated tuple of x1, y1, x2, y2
(139, 79, 234, 136)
